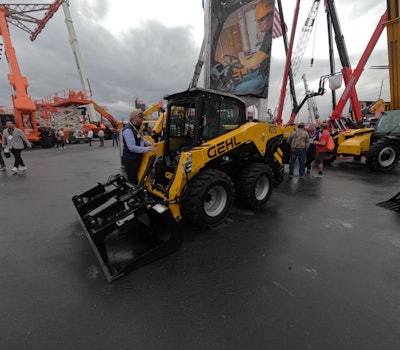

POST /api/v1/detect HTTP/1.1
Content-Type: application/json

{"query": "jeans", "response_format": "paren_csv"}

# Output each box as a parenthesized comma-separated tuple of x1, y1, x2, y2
(289, 148, 307, 177)
(235, 70, 266, 95)
(11, 148, 24, 168)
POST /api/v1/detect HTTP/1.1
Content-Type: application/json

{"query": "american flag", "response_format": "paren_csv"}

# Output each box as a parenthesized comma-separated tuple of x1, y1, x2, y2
(273, 8, 287, 39)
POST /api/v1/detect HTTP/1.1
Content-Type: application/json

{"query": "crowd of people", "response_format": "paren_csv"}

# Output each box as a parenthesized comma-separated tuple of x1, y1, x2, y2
(287, 121, 331, 179)
(1, 109, 331, 183)
(0, 119, 122, 174)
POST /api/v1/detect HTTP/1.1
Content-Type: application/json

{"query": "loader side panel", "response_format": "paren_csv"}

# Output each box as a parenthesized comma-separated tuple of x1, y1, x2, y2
(337, 132, 372, 155)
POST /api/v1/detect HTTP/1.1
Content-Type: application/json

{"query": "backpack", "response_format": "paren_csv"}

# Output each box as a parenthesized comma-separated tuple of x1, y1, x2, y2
(326, 136, 335, 152)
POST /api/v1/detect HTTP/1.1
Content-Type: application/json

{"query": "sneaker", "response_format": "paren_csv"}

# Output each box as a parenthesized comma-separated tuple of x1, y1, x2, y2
(288, 174, 293, 178)
(18, 166, 27, 171)
(299, 176, 304, 180)
(0, 166, 5, 171)
(11, 167, 18, 173)
(312, 173, 324, 178)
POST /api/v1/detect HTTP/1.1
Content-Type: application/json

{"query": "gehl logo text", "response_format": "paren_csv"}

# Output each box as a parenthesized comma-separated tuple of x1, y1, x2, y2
(207, 136, 241, 159)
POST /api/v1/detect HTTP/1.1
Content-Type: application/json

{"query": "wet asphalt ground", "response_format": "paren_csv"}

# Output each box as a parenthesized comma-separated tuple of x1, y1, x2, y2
(1, 139, 400, 350)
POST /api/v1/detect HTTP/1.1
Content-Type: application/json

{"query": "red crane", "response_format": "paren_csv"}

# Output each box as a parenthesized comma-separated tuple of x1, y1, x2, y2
(326, 0, 387, 128)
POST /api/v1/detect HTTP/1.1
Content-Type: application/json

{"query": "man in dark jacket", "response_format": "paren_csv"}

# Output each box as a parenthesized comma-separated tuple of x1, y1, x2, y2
(122, 109, 157, 184)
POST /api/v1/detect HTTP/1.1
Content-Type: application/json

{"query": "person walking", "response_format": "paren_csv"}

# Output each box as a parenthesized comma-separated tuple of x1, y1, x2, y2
(98, 129, 105, 147)
(313, 123, 330, 178)
(122, 109, 158, 184)
(305, 125, 320, 174)
(87, 129, 93, 146)
(112, 129, 119, 146)
(55, 129, 65, 149)
(287, 122, 309, 179)
(2, 119, 32, 173)
(0, 144, 6, 171)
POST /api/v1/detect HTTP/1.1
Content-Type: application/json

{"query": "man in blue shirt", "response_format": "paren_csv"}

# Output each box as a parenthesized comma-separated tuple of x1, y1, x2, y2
(122, 109, 158, 184)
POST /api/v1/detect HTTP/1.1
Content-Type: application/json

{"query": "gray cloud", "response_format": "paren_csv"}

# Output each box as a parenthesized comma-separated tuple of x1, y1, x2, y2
(0, 1, 200, 121)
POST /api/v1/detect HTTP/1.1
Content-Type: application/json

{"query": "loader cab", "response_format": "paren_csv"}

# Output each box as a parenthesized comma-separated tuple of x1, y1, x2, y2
(163, 88, 247, 161)
(373, 110, 400, 135)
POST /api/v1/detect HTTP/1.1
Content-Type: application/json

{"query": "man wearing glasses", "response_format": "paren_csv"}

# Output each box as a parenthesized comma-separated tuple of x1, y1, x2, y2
(122, 108, 158, 184)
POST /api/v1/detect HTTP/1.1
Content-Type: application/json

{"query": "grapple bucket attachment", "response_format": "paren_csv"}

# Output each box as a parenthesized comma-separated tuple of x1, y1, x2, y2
(377, 191, 400, 213)
(72, 174, 183, 282)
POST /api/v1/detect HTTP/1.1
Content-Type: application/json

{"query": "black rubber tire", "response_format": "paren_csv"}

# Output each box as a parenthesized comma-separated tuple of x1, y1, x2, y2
(272, 167, 284, 187)
(235, 163, 274, 210)
(366, 140, 399, 172)
(181, 169, 234, 227)
(323, 153, 336, 165)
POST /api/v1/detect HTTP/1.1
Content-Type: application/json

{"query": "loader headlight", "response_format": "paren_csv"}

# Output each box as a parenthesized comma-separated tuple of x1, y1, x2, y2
(153, 203, 168, 214)
(182, 153, 192, 173)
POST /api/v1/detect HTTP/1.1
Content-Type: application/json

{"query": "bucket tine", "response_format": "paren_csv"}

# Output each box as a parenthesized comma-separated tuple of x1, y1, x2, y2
(377, 191, 400, 213)
(72, 175, 127, 216)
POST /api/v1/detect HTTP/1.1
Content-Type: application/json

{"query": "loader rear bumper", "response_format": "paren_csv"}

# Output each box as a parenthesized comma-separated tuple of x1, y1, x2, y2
(72, 175, 183, 282)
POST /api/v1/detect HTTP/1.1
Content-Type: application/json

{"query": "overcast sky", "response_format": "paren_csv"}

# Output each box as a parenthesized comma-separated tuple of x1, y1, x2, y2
(0, 0, 389, 123)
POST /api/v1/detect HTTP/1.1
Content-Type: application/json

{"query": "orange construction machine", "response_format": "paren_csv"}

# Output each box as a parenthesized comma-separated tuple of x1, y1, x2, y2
(0, 1, 65, 145)
(0, 5, 38, 142)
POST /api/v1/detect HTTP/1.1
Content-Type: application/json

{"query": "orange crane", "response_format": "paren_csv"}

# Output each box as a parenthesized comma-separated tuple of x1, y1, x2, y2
(0, 1, 122, 143)
(0, 5, 38, 141)
(0, 1, 64, 144)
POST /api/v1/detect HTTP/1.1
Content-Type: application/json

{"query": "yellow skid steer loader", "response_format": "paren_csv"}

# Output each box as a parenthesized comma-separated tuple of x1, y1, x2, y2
(72, 88, 291, 282)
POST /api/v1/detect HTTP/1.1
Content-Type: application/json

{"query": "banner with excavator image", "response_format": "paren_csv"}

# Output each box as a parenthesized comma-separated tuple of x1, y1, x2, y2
(205, 0, 277, 99)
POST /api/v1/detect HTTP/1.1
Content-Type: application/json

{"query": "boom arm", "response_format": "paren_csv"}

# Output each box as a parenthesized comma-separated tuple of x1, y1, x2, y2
(61, 1, 97, 122)
(328, 10, 388, 123)
(93, 102, 123, 130)
(0, 6, 38, 141)
(325, 0, 362, 121)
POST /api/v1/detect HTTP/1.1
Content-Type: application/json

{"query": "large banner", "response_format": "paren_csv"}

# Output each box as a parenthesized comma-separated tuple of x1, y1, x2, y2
(206, 0, 276, 99)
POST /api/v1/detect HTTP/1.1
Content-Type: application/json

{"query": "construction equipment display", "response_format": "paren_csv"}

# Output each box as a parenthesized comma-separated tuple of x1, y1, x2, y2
(72, 88, 291, 281)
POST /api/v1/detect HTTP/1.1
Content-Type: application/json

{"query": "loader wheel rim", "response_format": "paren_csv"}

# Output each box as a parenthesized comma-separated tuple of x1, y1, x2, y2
(255, 175, 270, 201)
(379, 147, 396, 167)
(204, 185, 227, 217)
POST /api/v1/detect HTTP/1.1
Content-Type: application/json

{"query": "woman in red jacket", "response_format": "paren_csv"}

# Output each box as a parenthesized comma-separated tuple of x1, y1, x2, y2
(313, 123, 330, 178)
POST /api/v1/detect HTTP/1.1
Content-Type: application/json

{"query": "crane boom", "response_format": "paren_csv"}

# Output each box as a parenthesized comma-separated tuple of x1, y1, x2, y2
(325, 0, 362, 121)
(275, 0, 301, 125)
(276, 0, 320, 124)
(328, 10, 388, 123)
(302, 73, 319, 124)
(61, 1, 97, 122)
(290, 0, 321, 78)
(30, 0, 64, 41)
(0, 5, 38, 141)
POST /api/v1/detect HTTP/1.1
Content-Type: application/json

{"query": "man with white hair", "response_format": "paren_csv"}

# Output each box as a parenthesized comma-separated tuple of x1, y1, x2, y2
(122, 108, 158, 184)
